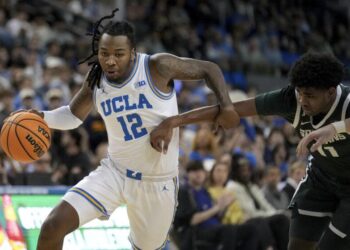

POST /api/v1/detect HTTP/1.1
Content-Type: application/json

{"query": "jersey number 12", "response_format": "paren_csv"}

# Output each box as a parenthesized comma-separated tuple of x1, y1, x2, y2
(117, 113, 147, 141)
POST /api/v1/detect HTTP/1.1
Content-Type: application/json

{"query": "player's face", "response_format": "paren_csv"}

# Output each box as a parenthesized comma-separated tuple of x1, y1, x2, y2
(98, 34, 135, 82)
(296, 87, 336, 116)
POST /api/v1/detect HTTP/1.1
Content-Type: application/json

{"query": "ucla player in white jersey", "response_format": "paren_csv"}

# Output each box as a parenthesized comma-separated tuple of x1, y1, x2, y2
(32, 9, 239, 250)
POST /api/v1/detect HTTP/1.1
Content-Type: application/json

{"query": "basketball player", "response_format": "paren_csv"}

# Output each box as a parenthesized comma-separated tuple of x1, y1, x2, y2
(34, 9, 238, 250)
(150, 53, 350, 250)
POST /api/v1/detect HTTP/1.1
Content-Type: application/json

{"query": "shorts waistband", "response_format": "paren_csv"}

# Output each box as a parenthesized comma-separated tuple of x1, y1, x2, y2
(108, 158, 178, 182)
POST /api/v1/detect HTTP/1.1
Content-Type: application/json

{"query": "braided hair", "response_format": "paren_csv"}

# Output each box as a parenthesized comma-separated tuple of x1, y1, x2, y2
(80, 8, 136, 89)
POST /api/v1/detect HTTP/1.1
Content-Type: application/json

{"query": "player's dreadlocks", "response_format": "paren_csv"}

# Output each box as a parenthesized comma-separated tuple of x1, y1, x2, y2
(79, 8, 136, 89)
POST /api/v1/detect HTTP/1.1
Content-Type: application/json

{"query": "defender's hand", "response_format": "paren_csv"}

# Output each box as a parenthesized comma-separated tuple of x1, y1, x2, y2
(215, 105, 240, 129)
(150, 118, 174, 154)
(296, 124, 336, 157)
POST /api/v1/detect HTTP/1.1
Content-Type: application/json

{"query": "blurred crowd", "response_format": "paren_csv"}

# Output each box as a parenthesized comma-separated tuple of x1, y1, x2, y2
(0, 0, 350, 248)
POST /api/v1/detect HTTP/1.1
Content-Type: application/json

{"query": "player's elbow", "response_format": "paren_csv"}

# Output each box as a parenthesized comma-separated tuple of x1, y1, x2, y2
(202, 61, 221, 76)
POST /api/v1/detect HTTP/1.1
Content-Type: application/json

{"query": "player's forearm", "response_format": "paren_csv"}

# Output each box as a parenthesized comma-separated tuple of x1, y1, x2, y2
(168, 105, 219, 128)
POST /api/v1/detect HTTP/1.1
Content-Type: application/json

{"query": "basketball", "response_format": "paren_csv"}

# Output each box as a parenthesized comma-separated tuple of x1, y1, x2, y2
(0, 112, 51, 163)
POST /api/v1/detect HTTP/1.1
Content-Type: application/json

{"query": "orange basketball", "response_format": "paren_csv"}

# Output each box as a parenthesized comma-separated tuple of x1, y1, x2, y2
(0, 112, 51, 163)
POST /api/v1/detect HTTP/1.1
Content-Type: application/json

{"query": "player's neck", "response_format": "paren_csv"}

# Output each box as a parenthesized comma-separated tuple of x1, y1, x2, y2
(321, 94, 337, 114)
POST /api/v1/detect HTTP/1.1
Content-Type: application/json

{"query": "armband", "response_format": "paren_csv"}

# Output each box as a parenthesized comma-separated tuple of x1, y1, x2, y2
(43, 106, 83, 130)
(331, 121, 347, 134)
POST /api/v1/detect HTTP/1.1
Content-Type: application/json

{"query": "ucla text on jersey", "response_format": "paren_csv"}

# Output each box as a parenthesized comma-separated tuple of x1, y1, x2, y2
(100, 93, 153, 116)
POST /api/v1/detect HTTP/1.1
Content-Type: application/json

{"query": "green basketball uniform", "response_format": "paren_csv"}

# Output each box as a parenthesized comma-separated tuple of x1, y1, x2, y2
(255, 84, 350, 244)
(256, 84, 350, 179)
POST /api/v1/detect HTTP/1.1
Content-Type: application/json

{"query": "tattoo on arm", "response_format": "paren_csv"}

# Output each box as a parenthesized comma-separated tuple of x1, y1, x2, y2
(154, 53, 231, 105)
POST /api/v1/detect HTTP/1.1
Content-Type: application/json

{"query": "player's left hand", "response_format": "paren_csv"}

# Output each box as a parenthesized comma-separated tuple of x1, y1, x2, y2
(215, 104, 240, 130)
(150, 118, 174, 154)
(296, 124, 336, 157)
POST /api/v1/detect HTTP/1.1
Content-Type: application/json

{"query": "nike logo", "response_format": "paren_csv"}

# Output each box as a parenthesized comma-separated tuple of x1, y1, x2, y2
(300, 121, 310, 125)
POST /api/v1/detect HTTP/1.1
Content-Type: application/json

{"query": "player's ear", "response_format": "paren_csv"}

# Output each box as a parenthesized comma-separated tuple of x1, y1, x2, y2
(328, 87, 336, 96)
(131, 48, 136, 61)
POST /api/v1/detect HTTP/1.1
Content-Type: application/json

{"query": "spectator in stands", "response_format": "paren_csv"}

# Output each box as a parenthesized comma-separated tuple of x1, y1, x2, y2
(209, 160, 278, 250)
(228, 155, 290, 250)
(0, 148, 9, 185)
(263, 166, 290, 210)
(207, 161, 245, 225)
(45, 88, 64, 110)
(0, 88, 14, 128)
(26, 152, 53, 186)
(271, 144, 289, 180)
(59, 130, 92, 185)
(174, 160, 259, 250)
(83, 109, 107, 153)
(282, 161, 306, 202)
(189, 126, 220, 162)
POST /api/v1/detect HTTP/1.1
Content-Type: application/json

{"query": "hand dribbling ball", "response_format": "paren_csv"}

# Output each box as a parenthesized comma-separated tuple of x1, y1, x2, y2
(0, 112, 51, 163)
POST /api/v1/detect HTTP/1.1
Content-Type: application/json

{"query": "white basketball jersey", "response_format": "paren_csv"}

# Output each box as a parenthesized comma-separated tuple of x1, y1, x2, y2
(94, 53, 179, 178)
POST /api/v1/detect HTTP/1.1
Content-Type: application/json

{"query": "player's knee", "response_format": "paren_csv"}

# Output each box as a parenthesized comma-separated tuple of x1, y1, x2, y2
(40, 202, 79, 240)
(40, 214, 66, 240)
(319, 226, 350, 250)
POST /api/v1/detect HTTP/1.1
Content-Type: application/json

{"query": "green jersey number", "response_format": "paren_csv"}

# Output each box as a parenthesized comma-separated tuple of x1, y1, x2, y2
(317, 146, 339, 157)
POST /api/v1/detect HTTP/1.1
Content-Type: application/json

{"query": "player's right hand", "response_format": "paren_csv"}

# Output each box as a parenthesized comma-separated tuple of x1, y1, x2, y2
(296, 124, 336, 157)
(150, 118, 174, 154)
(215, 104, 240, 130)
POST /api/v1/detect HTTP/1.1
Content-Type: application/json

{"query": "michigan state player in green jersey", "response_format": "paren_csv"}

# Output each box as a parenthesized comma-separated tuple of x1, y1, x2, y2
(149, 53, 350, 250)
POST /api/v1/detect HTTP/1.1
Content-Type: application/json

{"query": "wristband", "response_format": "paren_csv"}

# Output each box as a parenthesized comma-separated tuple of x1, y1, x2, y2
(332, 121, 347, 134)
(43, 106, 83, 130)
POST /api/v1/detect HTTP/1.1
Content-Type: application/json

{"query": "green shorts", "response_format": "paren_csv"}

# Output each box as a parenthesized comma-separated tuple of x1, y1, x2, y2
(289, 164, 350, 244)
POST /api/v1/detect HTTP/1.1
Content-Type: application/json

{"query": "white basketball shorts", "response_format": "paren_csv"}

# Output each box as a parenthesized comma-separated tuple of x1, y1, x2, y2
(63, 158, 178, 250)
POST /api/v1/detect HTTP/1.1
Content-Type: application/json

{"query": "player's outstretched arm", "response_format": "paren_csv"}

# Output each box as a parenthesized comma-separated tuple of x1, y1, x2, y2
(150, 105, 220, 153)
(151, 53, 237, 129)
(296, 119, 350, 157)
(150, 98, 256, 153)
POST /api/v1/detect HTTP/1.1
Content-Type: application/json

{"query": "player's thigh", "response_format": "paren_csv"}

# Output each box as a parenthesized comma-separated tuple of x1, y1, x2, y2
(126, 177, 178, 250)
(289, 173, 335, 242)
(63, 159, 124, 226)
(290, 168, 337, 215)
(318, 199, 350, 250)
